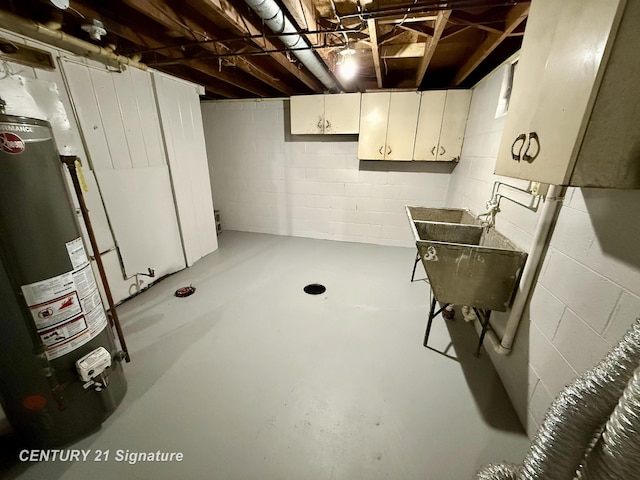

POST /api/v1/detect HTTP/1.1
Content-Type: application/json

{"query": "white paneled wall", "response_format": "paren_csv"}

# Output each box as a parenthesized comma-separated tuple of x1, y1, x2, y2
(0, 28, 218, 309)
(62, 59, 185, 298)
(153, 73, 218, 266)
(447, 62, 640, 436)
(201, 99, 451, 247)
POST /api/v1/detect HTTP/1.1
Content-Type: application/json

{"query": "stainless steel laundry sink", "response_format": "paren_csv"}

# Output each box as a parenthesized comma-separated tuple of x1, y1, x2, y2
(405, 206, 481, 245)
(405, 206, 527, 312)
(406, 205, 479, 225)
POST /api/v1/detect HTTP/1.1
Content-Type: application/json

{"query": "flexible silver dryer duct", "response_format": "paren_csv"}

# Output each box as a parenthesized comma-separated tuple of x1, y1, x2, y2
(475, 318, 640, 480)
(580, 366, 640, 479)
(243, 0, 341, 92)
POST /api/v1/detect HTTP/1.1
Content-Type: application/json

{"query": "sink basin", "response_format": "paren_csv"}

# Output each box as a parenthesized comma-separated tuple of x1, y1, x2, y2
(405, 206, 480, 224)
(405, 206, 481, 244)
(406, 206, 527, 312)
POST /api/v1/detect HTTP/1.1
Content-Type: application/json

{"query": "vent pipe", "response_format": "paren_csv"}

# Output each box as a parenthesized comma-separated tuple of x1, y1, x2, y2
(243, 0, 341, 92)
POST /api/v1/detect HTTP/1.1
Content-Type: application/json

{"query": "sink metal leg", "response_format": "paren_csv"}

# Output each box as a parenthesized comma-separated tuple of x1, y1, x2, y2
(410, 250, 420, 282)
(424, 296, 451, 348)
(473, 307, 492, 357)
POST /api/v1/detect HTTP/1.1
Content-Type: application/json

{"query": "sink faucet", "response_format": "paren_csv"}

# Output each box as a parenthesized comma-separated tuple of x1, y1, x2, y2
(477, 196, 500, 228)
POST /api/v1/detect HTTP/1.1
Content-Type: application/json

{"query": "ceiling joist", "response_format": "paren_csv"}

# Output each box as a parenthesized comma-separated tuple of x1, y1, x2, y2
(415, 10, 451, 87)
(367, 19, 383, 88)
(451, 3, 530, 86)
(0, 0, 529, 97)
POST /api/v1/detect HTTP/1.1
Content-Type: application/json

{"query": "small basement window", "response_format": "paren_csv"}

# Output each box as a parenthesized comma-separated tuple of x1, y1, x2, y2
(496, 58, 518, 119)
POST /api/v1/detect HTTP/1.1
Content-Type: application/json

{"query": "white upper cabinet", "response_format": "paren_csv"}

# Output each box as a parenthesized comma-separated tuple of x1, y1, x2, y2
(358, 92, 390, 160)
(324, 94, 360, 134)
(386, 92, 421, 161)
(358, 91, 420, 161)
(414, 90, 471, 161)
(495, 0, 640, 188)
(290, 93, 360, 134)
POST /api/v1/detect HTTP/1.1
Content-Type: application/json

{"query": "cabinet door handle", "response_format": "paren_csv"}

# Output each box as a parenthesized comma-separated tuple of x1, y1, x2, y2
(439, 146, 446, 156)
(431, 146, 436, 156)
(511, 133, 526, 161)
(522, 132, 540, 163)
(387, 145, 392, 155)
(317, 118, 324, 132)
(325, 119, 331, 131)
(379, 145, 384, 155)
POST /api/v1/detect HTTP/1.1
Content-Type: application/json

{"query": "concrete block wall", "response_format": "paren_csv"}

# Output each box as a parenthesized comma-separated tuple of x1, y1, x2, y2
(447, 63, 640, 437)
(201, 99, 452, 247)
(202, 76, 640, 439)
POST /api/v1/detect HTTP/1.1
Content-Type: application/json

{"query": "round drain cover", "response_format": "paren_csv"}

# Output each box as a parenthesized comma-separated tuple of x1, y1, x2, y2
(304, 283, 326, 295)
(175, 286, 196, 298)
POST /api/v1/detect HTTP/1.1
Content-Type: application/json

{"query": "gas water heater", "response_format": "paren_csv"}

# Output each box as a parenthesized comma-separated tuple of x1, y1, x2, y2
(0, 113, 126, 447)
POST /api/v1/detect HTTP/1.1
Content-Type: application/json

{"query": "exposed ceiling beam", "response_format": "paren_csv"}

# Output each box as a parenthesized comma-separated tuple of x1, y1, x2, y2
(68, 1, 245, 98)
(162, 65, 252, 98)
(381, 43, 426, 59)
(451, 3, 529, 86)
(378, 30, 406, 45)
(377, 14, 438, 25)
(186, 0, 324, 92)
(280, 0, 319, 44)
(121, 0, 290, 96)
(440, 24, 471, 41)
(367, 19, 383, 88)
(398, 23, 435, 38)
(450, 11, 503, 34)
(415, 10, 451, 87)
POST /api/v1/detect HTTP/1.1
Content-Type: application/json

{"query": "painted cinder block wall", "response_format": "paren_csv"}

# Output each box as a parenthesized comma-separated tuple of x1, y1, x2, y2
(202, 66, 640, 436)
(447, 63, 640, 436)
(200, 99, 454, 247)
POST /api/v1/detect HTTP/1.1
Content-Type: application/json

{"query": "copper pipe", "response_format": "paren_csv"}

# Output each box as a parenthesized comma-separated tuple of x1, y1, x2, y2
(61, 156, 130, 363)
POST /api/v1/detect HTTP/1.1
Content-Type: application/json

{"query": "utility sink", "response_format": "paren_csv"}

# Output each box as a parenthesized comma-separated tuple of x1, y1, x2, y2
(406, 206, 527, 312)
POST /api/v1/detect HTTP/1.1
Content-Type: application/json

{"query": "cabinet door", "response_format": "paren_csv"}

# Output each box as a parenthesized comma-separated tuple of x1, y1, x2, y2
(385, 91, 420, 161)
(324, 93, 361, 134)
(437, 90, 471, 161)
(520, 0, 624, 184)
(290, 95, 324, 134)
(358, 92, 390, 160)
(494, 0, 560, 179)
(414, 91, 446, 161)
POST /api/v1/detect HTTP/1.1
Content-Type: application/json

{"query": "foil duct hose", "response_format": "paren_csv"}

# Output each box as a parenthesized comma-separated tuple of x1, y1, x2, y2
(474, 463, 519, 480)
(580, 366, 640, 479)
(476, 318, 640, 480)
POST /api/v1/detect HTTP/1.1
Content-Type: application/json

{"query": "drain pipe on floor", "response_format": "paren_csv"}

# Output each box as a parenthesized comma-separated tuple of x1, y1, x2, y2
(243, 0, 341, 92)
(476, 184, 567, 355)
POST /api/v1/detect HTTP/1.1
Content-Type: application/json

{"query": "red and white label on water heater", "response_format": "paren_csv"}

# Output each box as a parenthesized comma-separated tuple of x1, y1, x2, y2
(20, 238, 108, 360)
(0, 132, 26, 154)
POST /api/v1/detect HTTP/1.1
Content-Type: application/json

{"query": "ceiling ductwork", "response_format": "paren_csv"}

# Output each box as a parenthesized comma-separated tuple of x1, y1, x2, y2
(243, 0, 341, 93)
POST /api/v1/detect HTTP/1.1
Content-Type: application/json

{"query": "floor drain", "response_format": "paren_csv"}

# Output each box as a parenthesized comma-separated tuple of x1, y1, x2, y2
(304, 284, 326, 295)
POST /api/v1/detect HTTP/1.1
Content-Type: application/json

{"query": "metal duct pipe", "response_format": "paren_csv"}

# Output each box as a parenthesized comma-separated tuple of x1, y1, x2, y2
(474, 464, 519, 480)
(243, 0, 341, 92)
(581, 365, 640, 479)
(475, 318, 640, 479)
(0, 10, 147, 71)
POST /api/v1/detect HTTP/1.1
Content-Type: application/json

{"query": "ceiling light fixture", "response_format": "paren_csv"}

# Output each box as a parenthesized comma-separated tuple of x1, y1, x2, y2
(337, 46, 358, 81)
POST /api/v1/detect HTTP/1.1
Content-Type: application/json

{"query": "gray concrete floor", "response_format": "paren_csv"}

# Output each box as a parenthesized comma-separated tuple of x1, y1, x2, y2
(3, 231, 530, 479)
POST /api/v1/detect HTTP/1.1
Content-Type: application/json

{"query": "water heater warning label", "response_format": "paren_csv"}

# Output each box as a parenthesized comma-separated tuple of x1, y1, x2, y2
(21, 238, 108, 360)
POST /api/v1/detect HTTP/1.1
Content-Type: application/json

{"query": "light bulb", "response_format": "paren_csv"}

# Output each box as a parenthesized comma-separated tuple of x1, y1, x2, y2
(337, 50, 358, 81)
